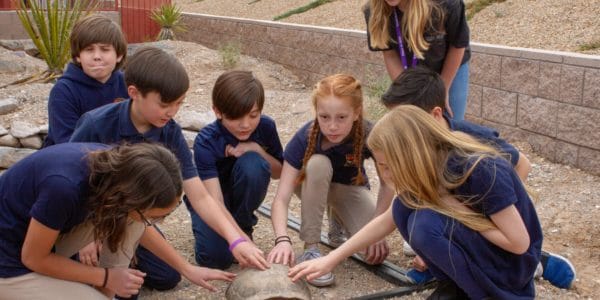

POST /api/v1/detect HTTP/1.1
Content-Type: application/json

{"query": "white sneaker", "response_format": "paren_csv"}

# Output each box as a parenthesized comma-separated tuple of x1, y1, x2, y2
(327, 217, 347, 248)
(403, 240, 416, 257)
(297, 247, 335, 287)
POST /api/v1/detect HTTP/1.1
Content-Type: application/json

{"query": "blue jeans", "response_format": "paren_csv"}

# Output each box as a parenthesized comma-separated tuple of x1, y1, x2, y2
(117, 227, 181, 300)
(448, 62, 470, 121)
(185, 151, 271, 269)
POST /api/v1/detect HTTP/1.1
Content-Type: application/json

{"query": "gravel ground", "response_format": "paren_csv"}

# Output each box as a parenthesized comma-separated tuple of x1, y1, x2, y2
(1, 40, 598, 299)
(174, 0, 600, 55)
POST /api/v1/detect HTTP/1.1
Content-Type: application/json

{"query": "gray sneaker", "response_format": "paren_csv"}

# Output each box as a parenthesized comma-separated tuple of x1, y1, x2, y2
(297, 247, 335, 287)
(327, 217, 347, 248)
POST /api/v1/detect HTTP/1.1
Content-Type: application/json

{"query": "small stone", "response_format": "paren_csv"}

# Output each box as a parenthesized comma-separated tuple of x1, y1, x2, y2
(175, 110, 215, 132)
(0, 125, 7, 136)
(0, 135, 20, 147)
(19, 135, 43, 149)
(38, 124, 48, 134)
(0, 146, 35, 169)
(9, 120, 39, 138)
(0, 98, 19, 115)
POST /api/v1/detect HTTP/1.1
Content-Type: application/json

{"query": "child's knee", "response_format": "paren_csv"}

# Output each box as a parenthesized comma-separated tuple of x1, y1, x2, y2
(408, 209, 447, 249)
(305, 154, 332, 179)
(234, 151, 270, 177)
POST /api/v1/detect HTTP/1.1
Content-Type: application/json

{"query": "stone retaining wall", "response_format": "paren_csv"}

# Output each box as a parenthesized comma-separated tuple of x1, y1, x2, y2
(178, 13, 600, 175)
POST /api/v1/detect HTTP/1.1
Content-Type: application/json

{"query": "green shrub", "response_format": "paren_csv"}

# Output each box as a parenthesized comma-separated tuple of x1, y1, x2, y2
(150, 3, 187, 41)
(218, 41, 241, 69)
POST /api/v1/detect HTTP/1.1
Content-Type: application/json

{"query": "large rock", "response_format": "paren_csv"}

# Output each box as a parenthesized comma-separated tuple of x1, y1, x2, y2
(0, 146, 35, 169)
(182, 129, 196, 149)
(0, 98, 19, 115)
(9, 120, 39, 138)
(0, 40, 24, 51)
(175, 110, 215, 132)
(0, 135, 20, 147)
(20, 135, 43, 149)
(0, 125, 7, 136)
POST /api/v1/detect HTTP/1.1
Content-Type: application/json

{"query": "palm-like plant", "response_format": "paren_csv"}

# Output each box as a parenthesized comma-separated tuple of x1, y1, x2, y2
(150, 3, 186, 41)
(11, 0, 98, 85)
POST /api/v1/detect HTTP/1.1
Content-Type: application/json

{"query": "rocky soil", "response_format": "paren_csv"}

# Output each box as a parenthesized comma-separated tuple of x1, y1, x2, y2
(0, 40, 598, 299)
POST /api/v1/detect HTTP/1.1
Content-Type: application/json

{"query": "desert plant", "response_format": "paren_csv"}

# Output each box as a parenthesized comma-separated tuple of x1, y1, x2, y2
(273, 0, 334, 21)
(218, 41, 241, 69)
(150, 3, 186, 41)
(466, 0, 506, 20)
(10, 0, 97, 85)
(579, 40, 600, 52)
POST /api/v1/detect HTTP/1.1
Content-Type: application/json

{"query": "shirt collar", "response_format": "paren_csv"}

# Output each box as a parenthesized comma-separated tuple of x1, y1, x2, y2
(118, 99, 163, 140)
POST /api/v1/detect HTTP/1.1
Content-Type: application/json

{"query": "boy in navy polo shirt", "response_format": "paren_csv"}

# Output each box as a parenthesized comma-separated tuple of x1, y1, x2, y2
(381, 66, 576, 289)
(70, 47, 269, 296)
(44, 15, 128, 147)
(192, 70, 283, 269)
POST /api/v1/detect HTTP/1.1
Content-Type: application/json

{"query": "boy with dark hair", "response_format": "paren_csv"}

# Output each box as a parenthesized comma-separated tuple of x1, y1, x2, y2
(44, 14, 128, 147)
(70, 47, 269, 297)
(192, 70, 284, 269)
(382, 66, 576, 289)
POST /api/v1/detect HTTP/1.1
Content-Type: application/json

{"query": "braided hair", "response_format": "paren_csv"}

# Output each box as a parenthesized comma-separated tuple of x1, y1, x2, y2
(297, 74, 366, 185)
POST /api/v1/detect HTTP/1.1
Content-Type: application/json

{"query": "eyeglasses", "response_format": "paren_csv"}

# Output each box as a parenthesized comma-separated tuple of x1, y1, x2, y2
(136, 198, 182, 227)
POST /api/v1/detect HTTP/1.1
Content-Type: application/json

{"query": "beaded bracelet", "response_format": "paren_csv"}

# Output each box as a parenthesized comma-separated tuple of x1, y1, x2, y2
(228, 237, 248, 252)
(102, 267, 109, 288)
(274, 235, 292, 245)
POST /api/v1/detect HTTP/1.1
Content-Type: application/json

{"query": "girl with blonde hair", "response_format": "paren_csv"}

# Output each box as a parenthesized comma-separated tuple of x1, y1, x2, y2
(364, 0, 470, 120)
(290, 106, 544, 299)
(267, 74, 394, 287)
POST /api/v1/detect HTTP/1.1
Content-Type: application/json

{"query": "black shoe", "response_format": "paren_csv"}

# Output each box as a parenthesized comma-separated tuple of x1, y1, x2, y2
(426, 280, 469, 300)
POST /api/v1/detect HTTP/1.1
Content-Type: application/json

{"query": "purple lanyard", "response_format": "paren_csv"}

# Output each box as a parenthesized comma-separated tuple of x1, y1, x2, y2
(393, 9, 418, 70)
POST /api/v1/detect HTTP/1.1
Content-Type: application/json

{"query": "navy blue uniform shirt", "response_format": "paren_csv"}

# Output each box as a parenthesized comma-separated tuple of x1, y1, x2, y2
(69, 99, 198, 180)
(194, 116, 284, 181)
(393, 156, 542, 299)
(0, 143, 107, 278)
(284, 120, 372, 187)
(446, 114, 520, 166)
(45, 63, 128, 147)
(364, 0, 471, 73)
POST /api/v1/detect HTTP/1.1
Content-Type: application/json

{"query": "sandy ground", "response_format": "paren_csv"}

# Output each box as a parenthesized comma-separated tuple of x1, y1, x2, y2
(1, 40, 598, 299)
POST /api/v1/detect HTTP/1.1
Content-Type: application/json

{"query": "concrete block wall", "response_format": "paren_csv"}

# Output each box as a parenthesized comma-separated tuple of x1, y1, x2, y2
(179, 13, 600, 175)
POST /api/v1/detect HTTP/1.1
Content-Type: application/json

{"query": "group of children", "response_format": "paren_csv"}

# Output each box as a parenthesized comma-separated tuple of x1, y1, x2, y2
(0, 0, 577, 298)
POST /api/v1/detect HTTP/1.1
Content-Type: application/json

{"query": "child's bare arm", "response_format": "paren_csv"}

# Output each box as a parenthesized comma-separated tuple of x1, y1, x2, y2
(514, 152, 532, 182)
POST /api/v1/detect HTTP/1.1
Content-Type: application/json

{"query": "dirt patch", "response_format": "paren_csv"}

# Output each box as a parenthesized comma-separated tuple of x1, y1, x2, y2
(1, 40, 598, 298)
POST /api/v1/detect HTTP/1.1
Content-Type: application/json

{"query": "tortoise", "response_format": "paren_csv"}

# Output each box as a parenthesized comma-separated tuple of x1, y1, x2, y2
(225, 263, 312, 300)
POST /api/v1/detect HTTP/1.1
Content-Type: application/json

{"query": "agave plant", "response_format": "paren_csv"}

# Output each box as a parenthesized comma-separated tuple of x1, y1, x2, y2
(11, 0, 98, 84)
(150, 3, 186, 41)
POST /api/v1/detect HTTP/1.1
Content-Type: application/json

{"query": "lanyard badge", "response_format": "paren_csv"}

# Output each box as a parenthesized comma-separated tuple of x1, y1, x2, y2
(393, 9, 418, 70)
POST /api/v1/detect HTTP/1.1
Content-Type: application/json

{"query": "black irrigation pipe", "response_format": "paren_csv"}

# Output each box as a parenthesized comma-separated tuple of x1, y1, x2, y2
(257, 204, 437, 299)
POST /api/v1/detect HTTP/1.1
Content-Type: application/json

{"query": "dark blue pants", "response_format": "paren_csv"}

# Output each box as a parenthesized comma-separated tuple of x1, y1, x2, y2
(405, 209, 537, 300)
(185, 151, 271, 269)
(115, 227, 181, 299)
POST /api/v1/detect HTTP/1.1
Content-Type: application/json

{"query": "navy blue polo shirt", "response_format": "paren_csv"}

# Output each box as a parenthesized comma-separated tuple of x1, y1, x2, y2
(284, 120, 372, 186)
(69, 99, 197, 180)
(392, 156, 542, 298)
(194, 116, 283, 182)
(446, 115, 520, 166)
(45, 63, 128, 147)
(0, 143, 107, 278)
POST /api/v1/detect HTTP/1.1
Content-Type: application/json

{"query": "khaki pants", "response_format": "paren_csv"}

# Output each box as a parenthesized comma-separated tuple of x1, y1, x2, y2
(0, 220, 146, 300)
(298, 154, 376, 244)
